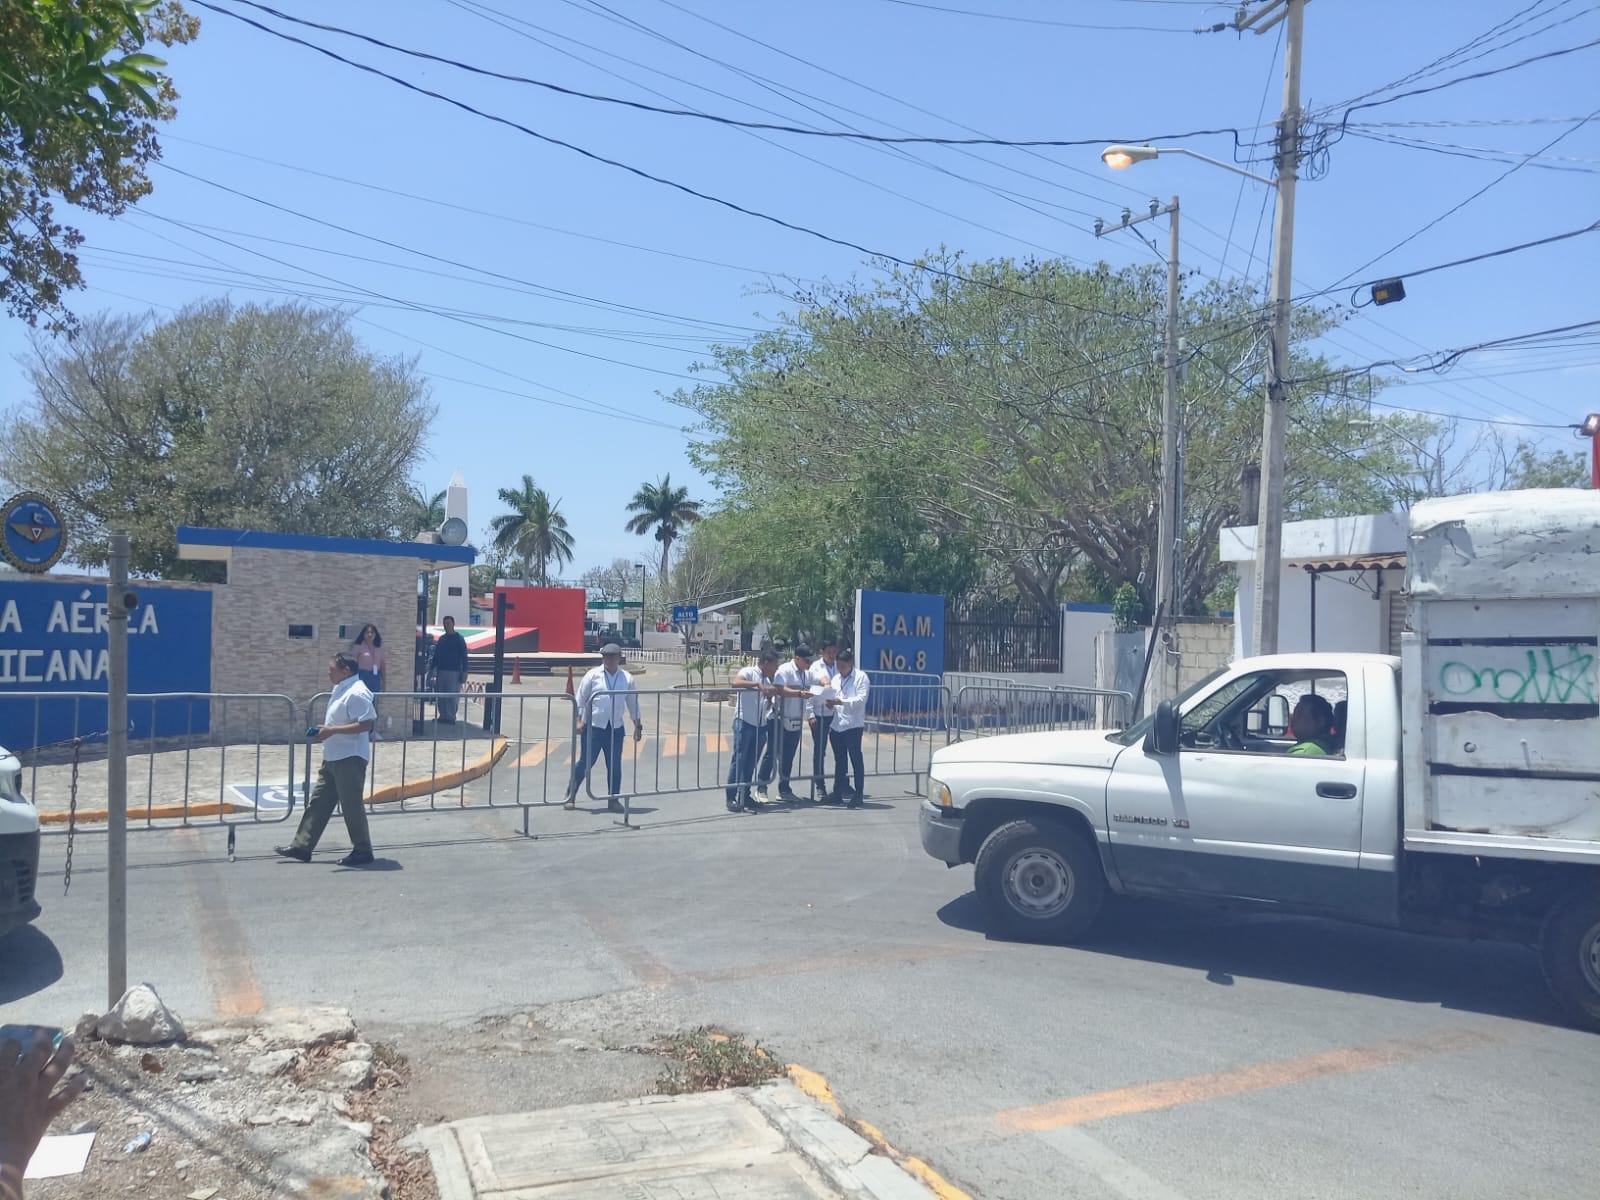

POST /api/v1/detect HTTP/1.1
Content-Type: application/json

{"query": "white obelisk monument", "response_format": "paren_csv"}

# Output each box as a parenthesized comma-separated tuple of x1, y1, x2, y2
(437, 469, 471, 627)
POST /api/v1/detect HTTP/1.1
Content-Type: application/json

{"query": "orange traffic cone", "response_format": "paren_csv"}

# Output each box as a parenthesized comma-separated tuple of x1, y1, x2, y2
(564, 665, 575, 696)
(511, 656, 522, 684)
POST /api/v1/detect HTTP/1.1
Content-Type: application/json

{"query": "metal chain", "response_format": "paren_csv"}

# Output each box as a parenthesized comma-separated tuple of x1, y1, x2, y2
(63, 737, 81, 894)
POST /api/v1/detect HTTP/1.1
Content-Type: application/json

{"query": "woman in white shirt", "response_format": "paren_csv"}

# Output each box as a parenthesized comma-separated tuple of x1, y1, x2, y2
(824, 648, 871, 807)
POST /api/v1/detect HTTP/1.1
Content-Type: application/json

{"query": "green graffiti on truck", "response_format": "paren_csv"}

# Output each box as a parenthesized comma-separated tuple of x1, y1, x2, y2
(1438, 646, 1597, 706)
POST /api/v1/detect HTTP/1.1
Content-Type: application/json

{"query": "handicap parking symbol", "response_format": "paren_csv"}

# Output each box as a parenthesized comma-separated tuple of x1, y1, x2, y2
(227, 782, 307, 812)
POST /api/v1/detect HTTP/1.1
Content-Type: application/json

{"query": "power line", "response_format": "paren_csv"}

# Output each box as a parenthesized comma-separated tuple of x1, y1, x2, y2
(176, 9, 1172, 326)
(1332, 35, 1600, 130)
(875, 0, 1200, 33)
(1341, 127, 1600, 173)
(193, 0, 1234, 147)
(153, 164, 766, 336)
(1321, 109, 1600, 289)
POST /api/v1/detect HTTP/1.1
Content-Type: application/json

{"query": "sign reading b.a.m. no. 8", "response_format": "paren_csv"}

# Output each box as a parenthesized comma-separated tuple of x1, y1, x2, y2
(854, 589, 944, 677)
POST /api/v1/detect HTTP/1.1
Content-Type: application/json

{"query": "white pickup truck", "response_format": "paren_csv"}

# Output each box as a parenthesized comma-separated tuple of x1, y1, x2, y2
(0, 743, 42, 939)
(922, 490, 1600, 1028)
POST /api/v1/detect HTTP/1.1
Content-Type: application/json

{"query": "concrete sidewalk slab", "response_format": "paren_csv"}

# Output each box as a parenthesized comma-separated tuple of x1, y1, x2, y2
(408, 1082, 936, 1199)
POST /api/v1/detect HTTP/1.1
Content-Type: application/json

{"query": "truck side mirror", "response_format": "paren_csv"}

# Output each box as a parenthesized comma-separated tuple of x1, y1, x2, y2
(1146, 700, 1179, 755)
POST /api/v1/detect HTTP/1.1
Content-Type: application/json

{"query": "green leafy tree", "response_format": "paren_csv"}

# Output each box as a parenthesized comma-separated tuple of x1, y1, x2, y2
(399, 486, 446, 537)
(678, 255, 1390, 616)
(624, 473, 702, 595)
(1, 0, 199, 333)
(1506, 441, 1591, 489)
(1, 300, 434, 577)
(491, 475, 574, 585)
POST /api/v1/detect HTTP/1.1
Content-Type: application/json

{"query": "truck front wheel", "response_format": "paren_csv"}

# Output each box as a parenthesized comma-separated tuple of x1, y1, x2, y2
(974, 818, 1105, 943)
(1539, 889, 1600, 1032)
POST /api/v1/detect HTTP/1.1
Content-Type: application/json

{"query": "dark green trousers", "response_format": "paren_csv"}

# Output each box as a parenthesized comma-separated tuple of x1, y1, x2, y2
(291, 756, 371, 853)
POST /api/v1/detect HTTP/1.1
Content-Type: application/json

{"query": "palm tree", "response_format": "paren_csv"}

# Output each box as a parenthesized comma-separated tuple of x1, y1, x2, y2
(400, 486, 446, 537)
(624, 474, 701, 595)
(491, 475, 575, 585)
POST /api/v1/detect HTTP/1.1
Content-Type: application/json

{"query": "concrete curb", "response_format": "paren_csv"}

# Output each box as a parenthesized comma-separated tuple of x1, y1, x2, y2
(750, 1080, 944, 1199)
(785, 1066, 972, 1200)
(38, 737, 509, 825)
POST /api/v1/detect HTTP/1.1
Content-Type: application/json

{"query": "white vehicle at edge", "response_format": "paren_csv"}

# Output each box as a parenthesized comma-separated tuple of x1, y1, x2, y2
(0, 743, 42, 939)
(922, 490, 1600, 1029)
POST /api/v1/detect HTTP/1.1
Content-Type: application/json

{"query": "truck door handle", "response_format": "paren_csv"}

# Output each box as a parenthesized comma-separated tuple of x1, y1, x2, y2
(1316, 782, 1357, 799)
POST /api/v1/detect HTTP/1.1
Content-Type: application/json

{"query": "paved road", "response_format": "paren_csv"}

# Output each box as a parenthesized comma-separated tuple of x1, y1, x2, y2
(6, 712, 1598, 1200)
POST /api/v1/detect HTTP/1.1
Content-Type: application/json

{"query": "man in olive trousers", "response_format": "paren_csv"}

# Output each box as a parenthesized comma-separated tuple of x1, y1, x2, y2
(277, 652, 377, 867)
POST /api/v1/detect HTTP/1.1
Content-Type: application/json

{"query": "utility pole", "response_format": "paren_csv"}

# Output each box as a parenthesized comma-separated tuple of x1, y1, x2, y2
(107, 530, 130, 1008)
(1095, 196, 1181, 704)
(1244, 0, 1307, 656)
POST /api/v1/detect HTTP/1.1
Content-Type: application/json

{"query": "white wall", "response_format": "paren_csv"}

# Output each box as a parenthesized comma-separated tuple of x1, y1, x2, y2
(1061, 605, 1113, 687)
(1232, 564, 1401, 658)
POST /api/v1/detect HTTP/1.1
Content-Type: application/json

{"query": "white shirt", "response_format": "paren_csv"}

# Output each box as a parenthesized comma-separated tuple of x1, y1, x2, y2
(829, 668, 871, 732)
(808, 658, 838, 718)
(322, 674, 377, 763)
(575, 665, 642, 728)
(731, 664, 773, 726)
(773, 660, 812, 725)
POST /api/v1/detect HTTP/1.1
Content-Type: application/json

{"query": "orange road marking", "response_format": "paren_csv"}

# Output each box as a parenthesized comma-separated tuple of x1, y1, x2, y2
(513, 741, 559, 769)
(180, 829, 263, 1019)
(705, 733, 730, 753)
(997, 1026, 1503, 1131)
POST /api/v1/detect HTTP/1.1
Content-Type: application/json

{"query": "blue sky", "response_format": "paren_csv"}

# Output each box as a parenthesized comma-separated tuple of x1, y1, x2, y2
(3, 0, 1595, 571)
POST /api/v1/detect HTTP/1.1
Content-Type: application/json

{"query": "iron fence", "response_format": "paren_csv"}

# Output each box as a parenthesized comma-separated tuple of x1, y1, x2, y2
(949, 682, 1133, 740)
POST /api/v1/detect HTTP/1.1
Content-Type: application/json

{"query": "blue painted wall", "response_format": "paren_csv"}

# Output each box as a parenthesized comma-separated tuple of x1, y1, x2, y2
(0, 580, 214, 751)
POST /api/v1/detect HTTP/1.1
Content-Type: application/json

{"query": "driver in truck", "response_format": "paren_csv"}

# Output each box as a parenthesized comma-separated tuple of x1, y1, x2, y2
(1286, 693, 1336, 756)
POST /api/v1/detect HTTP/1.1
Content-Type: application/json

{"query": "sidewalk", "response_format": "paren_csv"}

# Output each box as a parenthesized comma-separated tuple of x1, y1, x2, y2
(407, 1082, 944, 1199)
(26, 726, 510, 822)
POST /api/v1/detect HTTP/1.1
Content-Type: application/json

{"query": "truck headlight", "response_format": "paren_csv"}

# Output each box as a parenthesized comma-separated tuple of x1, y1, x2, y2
(935, 782, 953, 808)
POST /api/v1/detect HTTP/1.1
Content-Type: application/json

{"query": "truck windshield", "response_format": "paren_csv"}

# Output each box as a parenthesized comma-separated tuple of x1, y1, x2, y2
(1105, 668, 1227, 746)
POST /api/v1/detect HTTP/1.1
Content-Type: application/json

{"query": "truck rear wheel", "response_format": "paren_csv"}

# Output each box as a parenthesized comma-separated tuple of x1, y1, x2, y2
(974, 818, 1105, 943)
(1539, 890, 1600, 1032)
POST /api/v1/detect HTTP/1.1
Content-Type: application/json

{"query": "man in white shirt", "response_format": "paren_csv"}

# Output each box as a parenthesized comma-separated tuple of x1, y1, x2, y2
(278, 653, 378, 866)
(565, 643, 643, 812)
(726, 648, 779, 813)
(807, 639, 840, 801)
(767, 645, 816, 802)
(824, 648, 871, 807)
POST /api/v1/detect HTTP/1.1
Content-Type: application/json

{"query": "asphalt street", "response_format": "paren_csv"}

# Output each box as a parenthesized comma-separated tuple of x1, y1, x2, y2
(5, 693, 1597, 1200)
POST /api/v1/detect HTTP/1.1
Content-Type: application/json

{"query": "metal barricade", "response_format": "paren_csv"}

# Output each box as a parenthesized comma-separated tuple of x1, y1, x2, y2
(9, 691, 301, 832)
(571, 674, 954, 821)
(304, 688, 577, 835)
(949, 682, 1133, 740)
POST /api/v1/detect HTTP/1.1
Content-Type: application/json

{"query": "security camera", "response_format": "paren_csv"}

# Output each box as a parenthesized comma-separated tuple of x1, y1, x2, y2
(122, 590, 139, 610)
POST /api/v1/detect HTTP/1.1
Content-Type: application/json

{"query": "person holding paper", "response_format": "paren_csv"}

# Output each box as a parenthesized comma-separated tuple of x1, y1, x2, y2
(825, 648, 871, 807)
(807, 639, 841, 800)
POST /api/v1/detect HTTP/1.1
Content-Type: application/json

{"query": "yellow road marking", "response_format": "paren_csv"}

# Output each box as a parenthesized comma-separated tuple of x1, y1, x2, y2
(705, 733, 730, 753)
(787, 1064, 973, 1200)
(997, 1025, 1503, 1131)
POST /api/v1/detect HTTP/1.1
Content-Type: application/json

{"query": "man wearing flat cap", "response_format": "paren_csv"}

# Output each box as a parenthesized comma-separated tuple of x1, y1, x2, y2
(565, 643, 643, 812)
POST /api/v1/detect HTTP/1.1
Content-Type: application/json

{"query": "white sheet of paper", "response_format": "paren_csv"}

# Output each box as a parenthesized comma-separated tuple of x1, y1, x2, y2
(816, 686, 839, 701)
(25, 1132, 95, 1179)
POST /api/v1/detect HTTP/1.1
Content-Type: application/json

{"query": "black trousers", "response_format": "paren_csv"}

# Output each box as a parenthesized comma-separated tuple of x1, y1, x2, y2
(811, 714, 833, 786)
(829, 727, 864, 799)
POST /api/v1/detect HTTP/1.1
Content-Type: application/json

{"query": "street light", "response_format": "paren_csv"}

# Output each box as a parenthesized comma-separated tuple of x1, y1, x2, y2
(1097, 0, 1305, 659)
(1581, 413, 1600, 489)
(1100, 144, 1274, 186)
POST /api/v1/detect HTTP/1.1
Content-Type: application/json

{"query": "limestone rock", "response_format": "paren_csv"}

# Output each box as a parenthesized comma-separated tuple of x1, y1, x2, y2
(338, 1042, 374, 1064)
(318, 1060, 373, 1091)
(251, 1122, 384, 1198)
(176, 1063, 223, 1084)
(250, 1007, 356, 1050)
(96, 985, 185, 1045)
(248, 1050, 301, 1078)
(188, 1026, 250, 1049)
